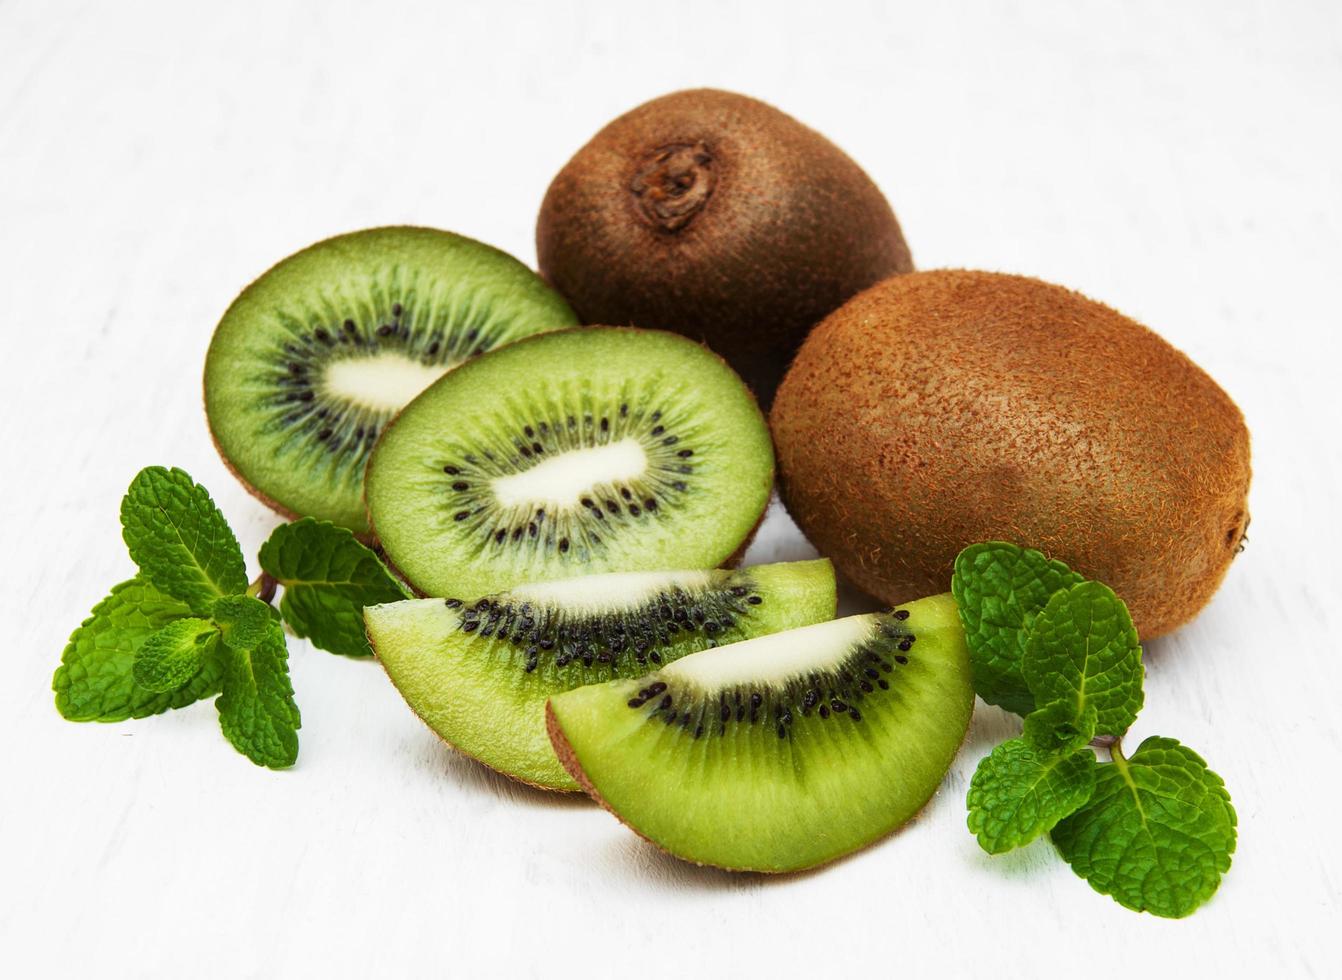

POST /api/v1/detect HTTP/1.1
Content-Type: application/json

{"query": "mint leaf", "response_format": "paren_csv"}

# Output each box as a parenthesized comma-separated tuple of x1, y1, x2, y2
(120, 466, 248, 615)
(1022, 700, 1098, 752)
(132, 617, 219, 692)
(258, 518, 410, 657)
(1051, 737, 1237, 918)
(952, 543, 1085, 715)
(215, 616, 300, 768)
(212, 594, 279, 652)
(967, 738, 1098, 853)
(1023, 581, 1143, 737)
(54, 578, 223, 721)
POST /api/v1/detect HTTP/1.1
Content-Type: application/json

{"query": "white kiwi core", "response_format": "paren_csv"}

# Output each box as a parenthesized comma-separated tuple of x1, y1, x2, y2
(490, 437, 649, 511)
(505, 568, 715, 615)
(662, 614, 877, 690)
(322, 353, 454, 413)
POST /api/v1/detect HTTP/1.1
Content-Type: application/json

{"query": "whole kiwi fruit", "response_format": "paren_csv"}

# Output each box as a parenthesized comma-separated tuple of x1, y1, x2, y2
(536, 88, 913, 403)
(771, 270, 1252, 639)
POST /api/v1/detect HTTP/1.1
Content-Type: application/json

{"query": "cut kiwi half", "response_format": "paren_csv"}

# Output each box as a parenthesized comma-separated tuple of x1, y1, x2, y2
(546, 593, 974, 872)
(365, 559, 835, 791)
(204, 227, 577, 532)
(365, 327, 775, 597)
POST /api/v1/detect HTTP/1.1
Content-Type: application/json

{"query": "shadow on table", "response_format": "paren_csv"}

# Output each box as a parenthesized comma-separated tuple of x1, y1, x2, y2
(415, 731, 593, 810)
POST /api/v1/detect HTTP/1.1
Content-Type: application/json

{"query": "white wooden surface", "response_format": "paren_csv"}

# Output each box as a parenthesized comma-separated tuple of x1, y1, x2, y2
(3, 1, 1340, 976)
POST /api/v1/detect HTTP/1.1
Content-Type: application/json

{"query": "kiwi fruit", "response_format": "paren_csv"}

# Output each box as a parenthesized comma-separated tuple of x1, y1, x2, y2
(365, 327, 775, 598)
(771, 270, 1252, 639)
(547, 592, 973, 872)
(365, 559, 836, 790)
(204, 226, 577, 532)
(536, 88, 913, 403)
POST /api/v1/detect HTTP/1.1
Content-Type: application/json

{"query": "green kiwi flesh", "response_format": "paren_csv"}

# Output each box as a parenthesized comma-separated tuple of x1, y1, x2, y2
(365, 327, 775, 598)
(365, 559, 836, 791)
(546, 593, 973, 871)
(204, 226, 577, 532)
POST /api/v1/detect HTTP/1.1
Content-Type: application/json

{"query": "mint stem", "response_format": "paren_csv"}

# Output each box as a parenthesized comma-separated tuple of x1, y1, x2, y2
(247, 572, 278, 605)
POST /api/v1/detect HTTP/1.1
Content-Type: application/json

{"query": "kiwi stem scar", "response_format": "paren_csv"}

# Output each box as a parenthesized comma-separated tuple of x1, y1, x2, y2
(489, 437, 649, 511)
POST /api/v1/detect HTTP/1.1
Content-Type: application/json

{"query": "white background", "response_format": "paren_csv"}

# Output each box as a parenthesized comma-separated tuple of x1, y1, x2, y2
(3, 1, 1340, 977)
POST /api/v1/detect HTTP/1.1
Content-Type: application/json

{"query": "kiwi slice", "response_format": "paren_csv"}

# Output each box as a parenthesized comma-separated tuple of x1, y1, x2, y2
(204, 227, 577, 532)
(546, 593, 973, 872)
(365, 327, 774, 597)
(365, 559, 836, 790)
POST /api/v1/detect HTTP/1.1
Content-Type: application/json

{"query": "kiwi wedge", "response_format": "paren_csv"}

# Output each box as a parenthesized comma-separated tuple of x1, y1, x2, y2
(365, 327, 775, 597)
(365, 560, 836, 791)
(547, 593, 972, 872)
(204, 227, 577, 532)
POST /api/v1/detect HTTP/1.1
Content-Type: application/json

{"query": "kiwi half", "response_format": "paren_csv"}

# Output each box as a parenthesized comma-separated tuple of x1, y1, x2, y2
(365, 560, 836, 790)
(547, 593, 973, 872)
(204, 227, 577, 532)
(365, 327, 775, 598)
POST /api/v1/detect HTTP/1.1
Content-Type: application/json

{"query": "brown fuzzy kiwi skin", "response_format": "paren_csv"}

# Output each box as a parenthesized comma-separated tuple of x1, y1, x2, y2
(536, 88, 913, 405)
(771, 270, 1252, 640)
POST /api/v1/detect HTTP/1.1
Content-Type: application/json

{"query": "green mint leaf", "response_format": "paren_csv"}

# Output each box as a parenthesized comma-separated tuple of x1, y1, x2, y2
(132, 617, 219, 692)
(1051, 737, 1237, 918)
(952, 542, 1085, 715)
(120, 466, 248, 615)
(1022, 700, 1098, 752)
(212, 594, 280, 652)
(1023, 581, 1144, 737)
(215, 616, 300, 768)
(53, 578, 223, 721)
(967, 737, 1098, 854)
(258, 518, 410, 657)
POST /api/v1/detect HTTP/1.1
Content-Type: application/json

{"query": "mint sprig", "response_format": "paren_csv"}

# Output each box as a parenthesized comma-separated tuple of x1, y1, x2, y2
(55, 466, 299, 768)
(1052, 737, 1237, 918)
(53, 577, 224, 721)
(215, 612, 301, 769)
(120, 466, 249, 615)
(132, 617, 219, 692)
(955, 542, 1237, 918)
(952, 542, 1085, 715)
(966, 738, 1097, 854)
(56, 466, 410, 769)
(1024, 581, 1144, 737)
(258, 518, 410, 657)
